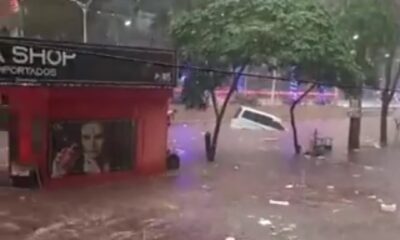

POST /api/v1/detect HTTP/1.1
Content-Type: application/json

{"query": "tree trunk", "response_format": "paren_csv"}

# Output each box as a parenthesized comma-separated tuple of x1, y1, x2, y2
(348, 117, 361, 150)
(207, 66, 246, 162)
(380, 91, 390, 147)
(290, 84, 316, 154)
(379, 63, 400, 147)
(289, 105, 301, 154)
(348, 95, 362, 151)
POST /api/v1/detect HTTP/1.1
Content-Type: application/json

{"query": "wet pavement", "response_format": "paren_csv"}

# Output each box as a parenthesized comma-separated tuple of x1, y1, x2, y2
(1, 108, 400, 240)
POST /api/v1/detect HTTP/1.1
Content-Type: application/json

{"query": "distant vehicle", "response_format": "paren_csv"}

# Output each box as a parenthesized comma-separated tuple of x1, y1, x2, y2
(231, 106, 285, 131)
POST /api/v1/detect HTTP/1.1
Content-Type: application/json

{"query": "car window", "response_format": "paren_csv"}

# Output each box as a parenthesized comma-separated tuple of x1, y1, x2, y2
(257, 114, 285, 130)
(242, 110, 257, 121)
(242, 110, 285, 130)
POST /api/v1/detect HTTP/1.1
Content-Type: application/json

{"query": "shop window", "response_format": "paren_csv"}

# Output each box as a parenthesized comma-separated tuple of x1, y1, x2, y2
(49, 119, 136, 179)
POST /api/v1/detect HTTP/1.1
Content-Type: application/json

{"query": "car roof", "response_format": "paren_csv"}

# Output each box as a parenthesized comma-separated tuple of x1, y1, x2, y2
(239, 105, 283, 122)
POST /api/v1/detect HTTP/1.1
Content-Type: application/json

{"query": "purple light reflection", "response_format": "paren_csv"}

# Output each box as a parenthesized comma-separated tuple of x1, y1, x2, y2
(167, 122, 206, 189)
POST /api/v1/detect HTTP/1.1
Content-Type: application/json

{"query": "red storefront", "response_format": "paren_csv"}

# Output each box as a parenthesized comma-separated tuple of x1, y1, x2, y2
(0, 37, 176, 188)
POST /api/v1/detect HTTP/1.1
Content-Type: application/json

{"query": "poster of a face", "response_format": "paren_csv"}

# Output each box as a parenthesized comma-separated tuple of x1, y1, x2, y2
(50, 120, 134, 178)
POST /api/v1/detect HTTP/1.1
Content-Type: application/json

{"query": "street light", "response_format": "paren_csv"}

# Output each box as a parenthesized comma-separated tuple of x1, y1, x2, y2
(67, 0, 132, 43)
(67, 0, 93, 43)
(124, 19, 132, 27)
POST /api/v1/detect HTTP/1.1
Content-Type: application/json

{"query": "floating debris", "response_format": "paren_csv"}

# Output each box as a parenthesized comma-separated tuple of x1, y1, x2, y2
(110, 231, 137, 239)
(381, 203, 397, 213)
(0, 222, 21, 233)
(364, 166, 374, 171)
(262, 137, 279, 142)
(258, 218, 272, 226)
(367, 195, 377, 200)
(33, 222, 66, 237)
(341, 199, 353, 204)
(332, 209, 341, 214)
(234, 165, 240, 171)
(282, 223, 297, 232)
(269, 200, 290, 206)
(285, 184, 294, 189)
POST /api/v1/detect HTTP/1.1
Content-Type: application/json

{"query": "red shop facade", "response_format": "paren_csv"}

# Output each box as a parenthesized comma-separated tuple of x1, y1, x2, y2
(0, 37, 176, 188)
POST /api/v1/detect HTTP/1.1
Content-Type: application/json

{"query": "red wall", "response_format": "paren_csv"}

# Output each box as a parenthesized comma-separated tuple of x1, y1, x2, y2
(0, 86, 171, 187)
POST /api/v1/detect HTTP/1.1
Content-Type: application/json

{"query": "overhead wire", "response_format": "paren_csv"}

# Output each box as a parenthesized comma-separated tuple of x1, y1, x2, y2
(0, 37, 399, 95)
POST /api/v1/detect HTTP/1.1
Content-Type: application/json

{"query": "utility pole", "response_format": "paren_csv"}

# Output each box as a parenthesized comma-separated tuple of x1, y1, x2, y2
(270, 69, 277, 105)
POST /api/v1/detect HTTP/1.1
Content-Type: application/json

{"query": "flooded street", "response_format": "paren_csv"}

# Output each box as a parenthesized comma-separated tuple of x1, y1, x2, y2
(1, 106, 400, 240)
(1, 0, 400, 238)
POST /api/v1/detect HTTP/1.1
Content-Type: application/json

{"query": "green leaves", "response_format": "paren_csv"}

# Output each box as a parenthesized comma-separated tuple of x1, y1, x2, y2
(335, 0, 400, 87)
(171, 0, 360, 88)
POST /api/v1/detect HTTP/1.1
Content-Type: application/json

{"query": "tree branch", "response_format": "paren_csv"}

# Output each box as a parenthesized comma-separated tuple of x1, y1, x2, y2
(289, 83, 317, 154)
(291, 83, 317, 107)
(210, 89, 220, 117)
(210, 65, 246, 157)
(219, 65, 246, 118)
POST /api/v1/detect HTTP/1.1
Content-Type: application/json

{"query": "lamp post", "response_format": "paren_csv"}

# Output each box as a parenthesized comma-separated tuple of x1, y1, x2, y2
(68, 0, 93, 43)
(269, 59, 278, 105)
(67, 0, 134, 44)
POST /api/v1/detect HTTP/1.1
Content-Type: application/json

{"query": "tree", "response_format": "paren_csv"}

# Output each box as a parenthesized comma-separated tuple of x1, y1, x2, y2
(378, 1, 400, 147)
(171, 0, 359, 158)
(336, 0, 400, 147)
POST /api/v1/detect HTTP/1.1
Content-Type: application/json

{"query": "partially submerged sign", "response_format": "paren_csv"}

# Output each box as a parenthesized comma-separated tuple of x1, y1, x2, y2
(0, 37, 176, 87)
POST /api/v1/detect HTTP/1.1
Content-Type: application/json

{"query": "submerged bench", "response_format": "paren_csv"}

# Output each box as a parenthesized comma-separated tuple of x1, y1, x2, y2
(306, 130, 333, 157)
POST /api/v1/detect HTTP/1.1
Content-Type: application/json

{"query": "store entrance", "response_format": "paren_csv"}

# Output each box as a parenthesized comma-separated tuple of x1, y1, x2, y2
(0, 103, 10, 186)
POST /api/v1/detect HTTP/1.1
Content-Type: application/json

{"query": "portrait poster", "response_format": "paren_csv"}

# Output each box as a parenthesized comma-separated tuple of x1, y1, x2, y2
(49, 120, 134, 178)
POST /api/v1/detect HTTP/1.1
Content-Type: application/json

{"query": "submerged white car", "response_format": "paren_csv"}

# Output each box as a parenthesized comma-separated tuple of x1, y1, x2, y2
(231, 106, 286, 132)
